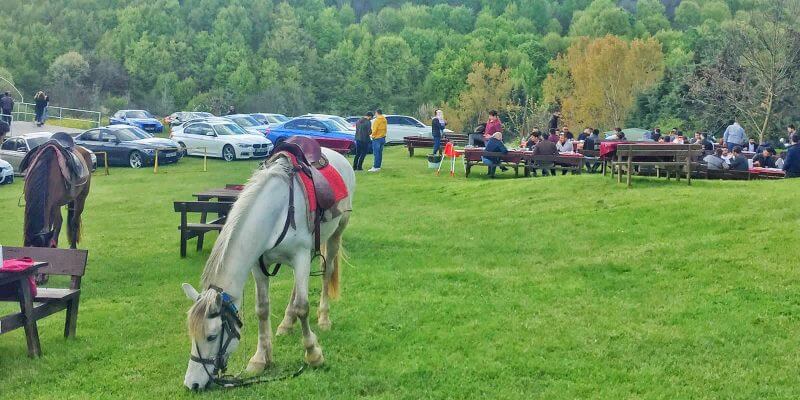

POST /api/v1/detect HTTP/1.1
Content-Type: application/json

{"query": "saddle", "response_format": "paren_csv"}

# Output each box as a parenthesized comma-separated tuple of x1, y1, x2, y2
(272, 136, 336, 211)
(20, 134, 89, 194)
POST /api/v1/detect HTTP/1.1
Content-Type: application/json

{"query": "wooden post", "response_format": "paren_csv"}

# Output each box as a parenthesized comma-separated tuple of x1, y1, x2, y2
(18, 278, 41, 357)
(686, 149, 692, 185)
(626, 147, 632, 187)
(203, 147, 208, 172)
(153, 149, 159, 174)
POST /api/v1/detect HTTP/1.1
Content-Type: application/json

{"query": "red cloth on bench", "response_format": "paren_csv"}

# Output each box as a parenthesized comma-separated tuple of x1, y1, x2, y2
(0, 258, 37, 297)
(285, 153, 349, 213)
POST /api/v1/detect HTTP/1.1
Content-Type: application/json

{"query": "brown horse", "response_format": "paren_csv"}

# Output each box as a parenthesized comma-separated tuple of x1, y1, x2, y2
(21, 136, 92, 249)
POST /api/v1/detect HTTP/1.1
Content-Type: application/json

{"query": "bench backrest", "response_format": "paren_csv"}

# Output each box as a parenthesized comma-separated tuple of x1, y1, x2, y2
(174, 201, 233, 214)
(3, 247, 88, 289)
(616, 144, 702, 160)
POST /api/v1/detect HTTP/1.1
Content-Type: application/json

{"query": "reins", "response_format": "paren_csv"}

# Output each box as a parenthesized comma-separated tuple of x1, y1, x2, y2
(190, 286, 306, 389)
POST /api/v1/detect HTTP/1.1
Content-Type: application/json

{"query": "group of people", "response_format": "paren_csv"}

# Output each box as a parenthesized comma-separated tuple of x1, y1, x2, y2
(352, 109, 388, 172)
(0, 91, 14, 126)
(0, 90, 51, 139)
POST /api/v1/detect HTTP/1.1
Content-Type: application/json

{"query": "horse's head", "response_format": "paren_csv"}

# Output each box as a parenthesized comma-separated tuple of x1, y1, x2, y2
(27, 230, 54, 247)
(182, 283, 242, 390)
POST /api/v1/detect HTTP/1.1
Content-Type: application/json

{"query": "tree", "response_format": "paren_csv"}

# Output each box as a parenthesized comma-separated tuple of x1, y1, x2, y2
(542, 35, 665, 128)
(444, 62, 514, 133)
(689, 0, 800, 143)
(675, 1, 703, 29)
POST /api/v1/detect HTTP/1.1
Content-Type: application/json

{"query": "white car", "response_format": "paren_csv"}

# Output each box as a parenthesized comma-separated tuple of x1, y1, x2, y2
(0, 158, 13, 184)
(171, 119, 273, 161)
(383, 115, 453, 144)
(251, 113, 290, 127)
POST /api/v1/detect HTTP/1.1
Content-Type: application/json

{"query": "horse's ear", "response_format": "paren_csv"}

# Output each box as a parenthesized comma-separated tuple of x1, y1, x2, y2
(182, 283, 200, 302)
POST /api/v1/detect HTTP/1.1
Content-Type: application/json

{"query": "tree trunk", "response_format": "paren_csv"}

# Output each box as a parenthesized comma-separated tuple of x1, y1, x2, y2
(760, 90, 774, 144)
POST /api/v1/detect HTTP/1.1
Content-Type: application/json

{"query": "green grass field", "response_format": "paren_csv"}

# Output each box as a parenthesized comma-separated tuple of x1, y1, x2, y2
(1, 147, 799, 399)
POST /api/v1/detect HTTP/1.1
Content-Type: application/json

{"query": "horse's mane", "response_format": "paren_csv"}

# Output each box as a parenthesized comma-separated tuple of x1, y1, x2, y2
(200, 156, 293, 287)
(187, 290, 220, 337)
(23, 146, 53, 246)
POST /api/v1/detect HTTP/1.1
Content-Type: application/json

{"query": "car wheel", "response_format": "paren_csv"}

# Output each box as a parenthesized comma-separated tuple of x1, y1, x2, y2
(178, 142, 188, 156)
(222, 145, 236, 162)
(129, 151, 144, 168)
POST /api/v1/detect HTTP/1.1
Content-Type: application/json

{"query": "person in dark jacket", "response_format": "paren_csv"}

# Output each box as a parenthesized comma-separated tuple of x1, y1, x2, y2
(525, 130, 541, 150)
(548, 111, 561, 131)
(783, 134, 800, 177)
(752, 148, 776, 168)
(34, 91, 47, 126)
(431, 109, 446, 155)
(0, 91, 13, 125)
(469, 123, 486, 147)
(353, 112, 373, 171)
(727, 146, 749, 171)
(482, 132, 508, 178)
(533, 133, 559, 176)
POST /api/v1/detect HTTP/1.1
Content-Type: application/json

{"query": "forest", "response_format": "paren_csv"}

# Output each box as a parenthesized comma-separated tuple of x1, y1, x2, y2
(1, 0, 798, 141)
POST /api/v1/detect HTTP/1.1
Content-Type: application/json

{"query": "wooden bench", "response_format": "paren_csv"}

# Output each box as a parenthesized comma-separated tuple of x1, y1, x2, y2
(463, 149, 523, 177)
(1, 247, 89, 357)
(444, 133, 468, 146)
(611, 144, 702, 187)
(526, 155, 584, 176)
(174, 201, 233, 257)
(404, 136, 449, 157)
(703, 168, 752, 180)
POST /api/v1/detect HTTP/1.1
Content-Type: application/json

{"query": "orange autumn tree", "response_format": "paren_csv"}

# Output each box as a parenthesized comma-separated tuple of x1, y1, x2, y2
(543, 35, 664, 129)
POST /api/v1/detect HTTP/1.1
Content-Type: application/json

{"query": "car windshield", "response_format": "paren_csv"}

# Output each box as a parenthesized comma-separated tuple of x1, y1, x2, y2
(252, 115, 268, 124)
(232, 116, 260, 127)
(324, 119, 350, 132)
(125, 111, 151, 119)
(273, 114, 289, 122)
(26, 137, 50, 148)
(191, 112, 213, 119)
(214, 123, 247, 136)
(329, 116, 352, 128)
(114, 127, 152, 141)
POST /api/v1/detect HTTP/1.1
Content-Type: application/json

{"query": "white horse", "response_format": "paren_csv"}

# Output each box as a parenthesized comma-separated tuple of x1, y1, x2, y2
(181, 148, 355, 390)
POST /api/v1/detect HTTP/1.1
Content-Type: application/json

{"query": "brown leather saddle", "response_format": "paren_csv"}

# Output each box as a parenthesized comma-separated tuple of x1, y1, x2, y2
(20, 133, 89, 193)
(271, 136, 336, 211)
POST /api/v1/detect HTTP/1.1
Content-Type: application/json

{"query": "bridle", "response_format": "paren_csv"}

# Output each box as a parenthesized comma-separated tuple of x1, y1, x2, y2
(189, 286, 304, 388)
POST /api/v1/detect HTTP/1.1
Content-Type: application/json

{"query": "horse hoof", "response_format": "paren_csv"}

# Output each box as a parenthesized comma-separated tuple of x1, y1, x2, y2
(245, 361, 269, 376)
(276, 325, 293, 336)
(318, 319, 332, 331)
(305, 347, 324, 367)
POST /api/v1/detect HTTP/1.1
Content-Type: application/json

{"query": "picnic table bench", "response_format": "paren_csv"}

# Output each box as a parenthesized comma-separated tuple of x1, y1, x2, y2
(527, 154, 584, 176)
(463, 148, 524, 177)
(610, 143, 702, 187)
(1, 247, 89, 357)
(404, 134, 469, 157)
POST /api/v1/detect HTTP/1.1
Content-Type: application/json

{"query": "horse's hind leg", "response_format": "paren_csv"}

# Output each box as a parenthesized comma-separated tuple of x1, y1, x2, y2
(276, 285, 297, 336)
(67, 187, 89, 249)
(51, 208, 63, 248)
(246, 268, 273, 375)
(318, 214, 348, 331)
(290, 252, 324, 367)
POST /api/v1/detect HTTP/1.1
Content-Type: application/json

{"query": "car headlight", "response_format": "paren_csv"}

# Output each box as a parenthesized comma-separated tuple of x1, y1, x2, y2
(237, 144, 252, 148)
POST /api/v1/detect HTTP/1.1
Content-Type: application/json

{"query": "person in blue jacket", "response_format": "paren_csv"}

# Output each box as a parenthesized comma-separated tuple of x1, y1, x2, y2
(782, 134, 800, 178)
(482, 132, 508, 178)
(431, 109, 446, 155)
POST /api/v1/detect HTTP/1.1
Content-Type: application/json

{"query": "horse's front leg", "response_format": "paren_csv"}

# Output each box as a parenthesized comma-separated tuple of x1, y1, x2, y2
(291, 252, 324, 367)
(246, 268, 273, 375)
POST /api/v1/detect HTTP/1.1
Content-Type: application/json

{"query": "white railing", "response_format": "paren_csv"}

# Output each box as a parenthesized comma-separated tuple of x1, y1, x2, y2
(6, 102, 101, 128)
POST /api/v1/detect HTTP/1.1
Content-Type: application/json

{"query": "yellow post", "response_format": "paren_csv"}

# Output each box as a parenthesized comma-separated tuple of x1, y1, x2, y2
(99, 152, 109, 176)
(203, 147, 207, 172)
(153, 149, 159, 174)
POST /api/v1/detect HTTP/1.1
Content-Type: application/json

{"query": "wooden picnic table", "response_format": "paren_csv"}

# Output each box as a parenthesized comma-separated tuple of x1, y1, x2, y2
(192, 188, 242, 202)
(749, 167, 786, 179)
(0, 262, 46, 357)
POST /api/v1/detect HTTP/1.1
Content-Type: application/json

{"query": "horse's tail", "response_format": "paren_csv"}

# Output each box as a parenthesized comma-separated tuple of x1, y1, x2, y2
(322, 225, 345, 300)
(328, 246, 341, 300)
(23, 146, 53, 247)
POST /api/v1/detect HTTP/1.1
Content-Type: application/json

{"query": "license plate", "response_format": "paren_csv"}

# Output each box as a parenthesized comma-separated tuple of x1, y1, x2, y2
(164, 152, 176, 158)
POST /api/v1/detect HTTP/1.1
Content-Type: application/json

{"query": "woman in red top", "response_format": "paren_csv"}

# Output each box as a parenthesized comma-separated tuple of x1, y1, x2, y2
(483, 110, 502, 141)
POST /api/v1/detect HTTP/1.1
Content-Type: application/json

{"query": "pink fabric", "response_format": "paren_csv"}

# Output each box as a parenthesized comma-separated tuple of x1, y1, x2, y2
(1, 258, 37, 297)
(484, 119, 502, 138)
(750, 167, 785, 176)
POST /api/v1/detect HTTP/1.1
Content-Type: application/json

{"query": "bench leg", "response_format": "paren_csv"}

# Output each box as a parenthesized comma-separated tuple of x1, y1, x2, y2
(180, 229, 188, 258)
(19, 280, 41, 357)
(64, 294, 80, 338)
(197, 210, 208, 252)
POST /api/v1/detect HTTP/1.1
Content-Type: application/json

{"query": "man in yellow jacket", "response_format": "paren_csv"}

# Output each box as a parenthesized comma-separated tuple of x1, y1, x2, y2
(369, 109, 387, 172)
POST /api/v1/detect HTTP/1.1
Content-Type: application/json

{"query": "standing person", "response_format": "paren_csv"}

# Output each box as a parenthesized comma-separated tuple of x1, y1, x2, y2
(723, 119, 746, 151)
(484, 110, 502, 142)
(34, 91, 47, 127)
(431, 109, 446, 155)
(782, 134, 800, 178)
(42, 93, 50, 124)
(548, 111, 561, 132)
(369, 109, 387, 172)
(225, 105, 236, 115)
(0, 91, 13, 126)
(353, 111, 372, 171)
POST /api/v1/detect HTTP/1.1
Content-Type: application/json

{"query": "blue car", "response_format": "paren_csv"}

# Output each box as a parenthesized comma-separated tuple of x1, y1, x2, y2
(110, 109, 164, 134)
(268, 117, 356, 153)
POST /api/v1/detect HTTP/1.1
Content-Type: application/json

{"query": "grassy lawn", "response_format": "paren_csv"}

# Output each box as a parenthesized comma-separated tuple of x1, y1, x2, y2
(1, 147, 799, 399)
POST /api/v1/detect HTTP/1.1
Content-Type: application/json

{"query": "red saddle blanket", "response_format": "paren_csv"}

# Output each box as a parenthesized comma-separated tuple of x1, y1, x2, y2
(0, 257, 37, 297)
(285, 153, 348, 213)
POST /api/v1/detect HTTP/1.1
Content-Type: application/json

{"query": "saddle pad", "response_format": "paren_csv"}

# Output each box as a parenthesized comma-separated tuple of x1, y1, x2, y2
(285, 153, 348, 213)
(0, 258, 37, 297)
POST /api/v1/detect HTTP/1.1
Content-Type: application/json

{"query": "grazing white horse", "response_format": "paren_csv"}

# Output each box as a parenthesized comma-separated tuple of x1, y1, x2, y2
(181, 148, 355, 390)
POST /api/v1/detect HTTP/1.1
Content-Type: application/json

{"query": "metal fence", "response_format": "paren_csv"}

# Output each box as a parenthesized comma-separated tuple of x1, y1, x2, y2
(4, 102, 101, 128)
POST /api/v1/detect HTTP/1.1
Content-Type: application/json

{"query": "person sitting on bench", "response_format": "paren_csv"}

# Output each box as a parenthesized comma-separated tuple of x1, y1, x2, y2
(525, 130, 541, 150)
(727, 146, 749, 171)
(482, 132, 508, 178)
(703, 148, 726, 170)
(752, 148, 776, 168)
(533, 131, 558, 176)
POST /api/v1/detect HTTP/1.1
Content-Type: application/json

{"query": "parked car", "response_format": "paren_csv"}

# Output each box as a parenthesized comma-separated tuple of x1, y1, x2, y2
(164, 111, 214, 127)
(0, 158, 12, 184)
(345, 116, 360, 128)
(0, 132, 97, 174)
(224, 114, 271, 136)
(383, 115, 453, 144)
(300, 114, 356, 134)
(251, 113, 290, 127)
(109, 110, 164, 133)
(75, 125, 181, 168)
(268, 117, 355, 151)
(171, 119, 273, 161)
